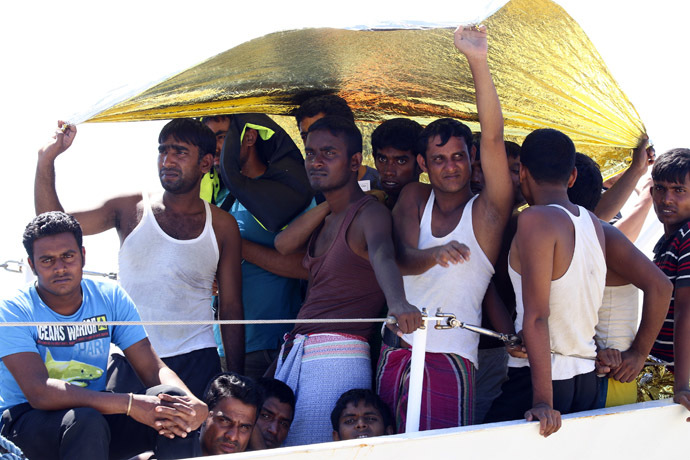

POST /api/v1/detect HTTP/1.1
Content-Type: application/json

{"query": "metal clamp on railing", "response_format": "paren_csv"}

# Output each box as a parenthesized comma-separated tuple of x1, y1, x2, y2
(0, 260, 24, 274)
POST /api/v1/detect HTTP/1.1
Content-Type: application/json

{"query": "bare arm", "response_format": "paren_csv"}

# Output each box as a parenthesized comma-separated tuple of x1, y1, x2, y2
(392, 183, 470, 276)
(515, 209, 561, 437)
(673, 286, 690, 419)
(482, 281, 515, 336)
(2, 350, 197, 438)
(613, 174, 653, 242)
(602, 224, 671, 382)
(124, 338, 208, 434)
(359, 202, 422, 335)
(595, 137, 653, 222)
(214, 210, 245, 373)
(242, 239, 308, 280)
(274, 201, 330, 255)
(34, 120, 126, 236)
(454, 25, 513, 262)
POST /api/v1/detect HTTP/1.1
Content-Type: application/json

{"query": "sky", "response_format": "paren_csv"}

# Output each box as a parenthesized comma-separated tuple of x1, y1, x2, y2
(0, 0, 688, 292)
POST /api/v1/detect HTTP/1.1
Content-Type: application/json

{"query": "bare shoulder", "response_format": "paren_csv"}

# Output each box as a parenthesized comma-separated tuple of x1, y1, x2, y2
(209, 204, 240, 234)
(393, 182, 432, 218)
(517, 205, 569, 234)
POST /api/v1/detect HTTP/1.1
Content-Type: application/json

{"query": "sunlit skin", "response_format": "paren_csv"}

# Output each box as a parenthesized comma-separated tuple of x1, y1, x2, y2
(28, 232, 85, 316)
(652, 174, 690, 237)
(248, 397, 293, 450)
(200, 397, 257, 455)
(374, 146, 418, 199)
(157, 137, 211, 194)
(304, 130, 359, 193)
(418, 135, 472, 195)
(298, 112, 325, 145)
(203, 117, 231, 167)
(333, 401, 393, 441)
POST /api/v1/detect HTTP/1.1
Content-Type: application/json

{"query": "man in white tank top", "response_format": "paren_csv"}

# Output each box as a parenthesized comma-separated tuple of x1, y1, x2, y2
(486, 128, 607, 437)
(35, 119, 244, 398)
(380, 25, 515, 431)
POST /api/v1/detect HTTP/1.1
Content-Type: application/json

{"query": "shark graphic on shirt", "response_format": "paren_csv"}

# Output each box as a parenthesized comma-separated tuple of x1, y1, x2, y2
(44, 350, 103, 387)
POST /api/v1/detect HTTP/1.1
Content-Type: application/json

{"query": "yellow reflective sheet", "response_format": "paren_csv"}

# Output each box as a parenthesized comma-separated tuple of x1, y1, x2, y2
(85, 0, 644, 176)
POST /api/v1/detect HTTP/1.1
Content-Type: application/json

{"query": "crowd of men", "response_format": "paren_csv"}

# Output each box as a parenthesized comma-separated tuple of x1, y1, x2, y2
(1, 24, 689, 459)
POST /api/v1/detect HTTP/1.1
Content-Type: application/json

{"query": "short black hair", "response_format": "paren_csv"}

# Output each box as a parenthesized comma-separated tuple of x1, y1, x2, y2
(158, 118, 216, 160)
(417, 118, 473, 159)
(520, 128, 576, 185)
(568, 153, 603, 212)
(23, 212, 83, 262)
(505, 140, 521, 159)
(294, 95, 355, 126)
(198, 114, 231, 125)
(204, 373, 261, 416)
(330, 389, 393, 432)
(255, 378, 296, 415)
(308, 116, 362, 158)
(371, 118, 423, 154)
(652, 148, 690, 185)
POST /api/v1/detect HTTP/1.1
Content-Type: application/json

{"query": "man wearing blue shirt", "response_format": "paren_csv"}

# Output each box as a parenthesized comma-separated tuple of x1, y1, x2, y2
(0, 212, 208, 460)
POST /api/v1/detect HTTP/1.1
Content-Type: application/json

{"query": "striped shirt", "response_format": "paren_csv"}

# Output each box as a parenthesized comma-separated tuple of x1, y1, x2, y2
(652, 221, 690, 365)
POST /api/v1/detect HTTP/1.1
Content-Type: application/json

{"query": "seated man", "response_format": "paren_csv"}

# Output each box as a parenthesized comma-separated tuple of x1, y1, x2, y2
(371, 118, 423, 209)
(331, 389, 394, 441)
(0, 212, 207, 460)
(249, 378, 295, 450)
(199, 373, 261, 456)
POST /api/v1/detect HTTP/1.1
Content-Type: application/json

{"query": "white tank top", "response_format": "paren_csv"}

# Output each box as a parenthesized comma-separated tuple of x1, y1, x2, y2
(595, 284, 639, 351)
(401, 192, 494, 366)
(508, 204, 606, 380)
(118, 193, 219, 358)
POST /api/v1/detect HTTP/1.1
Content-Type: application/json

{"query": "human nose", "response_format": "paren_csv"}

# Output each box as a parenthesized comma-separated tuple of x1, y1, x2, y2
(225, 426, 239, 441)
(266, 420, 278, 435)
(355, 417, 367, 429)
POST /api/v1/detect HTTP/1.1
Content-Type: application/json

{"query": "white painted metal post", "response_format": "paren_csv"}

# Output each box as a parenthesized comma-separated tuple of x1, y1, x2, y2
(405, 326, 428, 433)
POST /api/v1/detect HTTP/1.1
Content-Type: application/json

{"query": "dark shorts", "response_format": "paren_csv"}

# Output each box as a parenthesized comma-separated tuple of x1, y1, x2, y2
(107, 347, 221, 399)
(485, 366, 598, 423)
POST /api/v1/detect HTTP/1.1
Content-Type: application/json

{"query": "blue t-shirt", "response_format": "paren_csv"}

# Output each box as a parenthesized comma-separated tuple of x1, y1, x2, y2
(0, 279, 147, 412)
(228, 199, 314, 354)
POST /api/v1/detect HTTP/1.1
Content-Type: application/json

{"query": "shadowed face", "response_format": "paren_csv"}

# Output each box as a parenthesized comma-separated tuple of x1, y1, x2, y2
(200, 397, 257, 455)
(249, 397, 293, 450)
(375, 146, 418, 197)
(652, 173, 690, 236)
(157, 136, 211, 194)
(419, 135, 471, 194)
(204, 117, 231, 167)
(333, 400, 392, 441)
(304, 129, 359, 193)
(29, 232, 84, 307)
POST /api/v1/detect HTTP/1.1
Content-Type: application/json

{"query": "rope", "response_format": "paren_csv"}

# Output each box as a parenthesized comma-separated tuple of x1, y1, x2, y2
(0, 318, 399, 327)
(0, 434, 25, 460)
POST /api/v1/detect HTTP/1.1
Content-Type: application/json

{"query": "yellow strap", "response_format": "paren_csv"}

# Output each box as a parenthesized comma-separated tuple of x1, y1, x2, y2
(240, 123, 275, 143)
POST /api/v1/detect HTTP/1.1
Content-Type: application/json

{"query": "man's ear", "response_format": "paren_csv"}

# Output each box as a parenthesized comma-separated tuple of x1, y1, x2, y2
(332, 430, 341, 441)
(350, 152, 363, 172)
(470, 143, 477, 163)
(243, 128, 258, 147)
(385, 425, 394, 435)
(566, 166, 578, 188)
(27, 257, 36, 276)
(417, 154, 428, 174)
(81, 247, 86, 268)
(200, 152, 214, 174)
